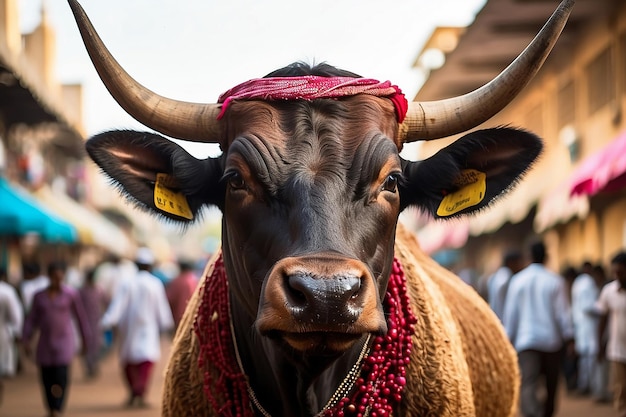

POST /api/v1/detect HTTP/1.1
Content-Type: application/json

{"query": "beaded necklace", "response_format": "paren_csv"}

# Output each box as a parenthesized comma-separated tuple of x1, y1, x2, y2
(194, 254, 416, 417)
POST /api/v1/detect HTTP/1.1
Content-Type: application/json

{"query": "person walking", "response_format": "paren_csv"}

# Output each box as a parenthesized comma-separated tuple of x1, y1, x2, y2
(596, 252, 626, 416)
(94, 255, 126, 300)
(22, 261, 91, 417)
(592, 264, 613, 403)
(502, 241, 575, 417)
(487, 250, 524, 322)
(571, 261, 602, 397)
(0, 267, 23, 406)
(94, 254, 136, 353)
(561, 265, 580, 393)
(166, 258, 198, 329)
(100, 247, 174, 408)
(78, 269, 108, 379)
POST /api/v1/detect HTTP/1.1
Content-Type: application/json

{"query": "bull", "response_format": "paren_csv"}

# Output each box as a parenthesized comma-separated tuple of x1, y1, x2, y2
(68, 0, 574, 415)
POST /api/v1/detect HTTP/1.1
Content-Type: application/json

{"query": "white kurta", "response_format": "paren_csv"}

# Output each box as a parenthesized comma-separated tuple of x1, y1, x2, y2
(503, 263, 574, 353)
(100, 270, 174, 363)
(20, 275, 49, 313)
(0, 281, 23, 376)
(571, 273, 600, 355)
(595, 280, 626, 363)
(95, 259, 137, 300)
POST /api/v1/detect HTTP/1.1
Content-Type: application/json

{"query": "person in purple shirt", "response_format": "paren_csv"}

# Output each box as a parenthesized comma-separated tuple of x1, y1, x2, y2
(22, 261, 91, 417)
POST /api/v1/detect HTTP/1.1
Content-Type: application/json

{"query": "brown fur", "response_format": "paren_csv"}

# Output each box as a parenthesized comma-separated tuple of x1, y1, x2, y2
(162, 223, 519, 416)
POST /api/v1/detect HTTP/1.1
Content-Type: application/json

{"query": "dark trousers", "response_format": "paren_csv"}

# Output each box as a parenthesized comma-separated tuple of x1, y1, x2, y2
(562, 350, 578, 392)
(39, 365, 69, 412)
(519, 349, 562, 417)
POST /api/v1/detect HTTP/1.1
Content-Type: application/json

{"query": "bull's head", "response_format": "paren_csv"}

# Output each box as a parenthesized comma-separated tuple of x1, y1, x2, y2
(69, 0, 572, 384)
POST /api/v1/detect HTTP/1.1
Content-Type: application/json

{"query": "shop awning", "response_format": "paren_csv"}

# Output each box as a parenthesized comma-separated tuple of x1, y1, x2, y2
(34, 186, 133, 256)
(0, 177, 77, 243)
(534, 184, 589, 232)
(534, 131, 626, 232)
(0, 42, 83, 146)
(570, 130, 626, 197)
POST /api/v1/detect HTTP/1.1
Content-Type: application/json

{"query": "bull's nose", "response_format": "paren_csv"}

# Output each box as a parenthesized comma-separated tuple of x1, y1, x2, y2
(286, 272, 362, 324)
(257, 253, 387, 345)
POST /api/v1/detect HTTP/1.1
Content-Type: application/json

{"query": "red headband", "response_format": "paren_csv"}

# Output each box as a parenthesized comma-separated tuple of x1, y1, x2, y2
(217, 76, 408, 123)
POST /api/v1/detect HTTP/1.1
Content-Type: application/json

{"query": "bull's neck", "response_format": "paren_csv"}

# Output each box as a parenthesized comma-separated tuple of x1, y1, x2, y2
(230, 299, 369, 416)
(197, 254, 415, 416)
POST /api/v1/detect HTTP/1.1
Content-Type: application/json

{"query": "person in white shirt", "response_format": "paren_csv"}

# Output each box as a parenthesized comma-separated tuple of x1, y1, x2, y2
(94, 255, 136, 353)
(19, 262, 49, 314)
(0, 268, 23, 406)
(100, 247, 174, 408)
(596, 251, 626, 417)
(571, 261, 602, 396)
(94, 255, 134, 301)
(502, 241, 574, 417)
(487, 250, 524, 322)
(591, 264, 612, 403)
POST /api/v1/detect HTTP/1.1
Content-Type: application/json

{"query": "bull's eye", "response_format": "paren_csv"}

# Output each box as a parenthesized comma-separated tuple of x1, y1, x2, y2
(227, 172, 246, 190)
(382, 174, 399, 193)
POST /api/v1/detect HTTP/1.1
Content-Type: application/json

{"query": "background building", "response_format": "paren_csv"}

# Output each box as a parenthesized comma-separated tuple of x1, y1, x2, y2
(0, 0, 221, 284)
(0, 0, 137, 283)
(412, 0, 626, 289)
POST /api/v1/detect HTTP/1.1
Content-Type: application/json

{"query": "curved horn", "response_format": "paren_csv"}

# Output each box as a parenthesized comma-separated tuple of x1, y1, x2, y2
(68, 0, 221, 143)
(400, 0, 575, 142)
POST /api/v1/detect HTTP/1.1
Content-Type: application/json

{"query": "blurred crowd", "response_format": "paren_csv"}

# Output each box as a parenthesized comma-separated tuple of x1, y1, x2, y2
(484, 241, 626, 417)
(4, 239, 625, 417)
(0, 248, 203, 417)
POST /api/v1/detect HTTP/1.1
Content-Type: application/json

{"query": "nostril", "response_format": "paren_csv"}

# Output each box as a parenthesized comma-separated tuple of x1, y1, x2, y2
(286, 273, 310, 306)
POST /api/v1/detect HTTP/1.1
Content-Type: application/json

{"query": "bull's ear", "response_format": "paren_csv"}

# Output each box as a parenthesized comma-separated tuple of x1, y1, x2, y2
(399, 127, 542, 218)
(86, 130, 224, 222)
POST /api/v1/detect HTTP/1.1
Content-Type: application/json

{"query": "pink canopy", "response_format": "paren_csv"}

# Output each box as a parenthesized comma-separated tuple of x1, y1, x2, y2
(570, 130, 626, 196)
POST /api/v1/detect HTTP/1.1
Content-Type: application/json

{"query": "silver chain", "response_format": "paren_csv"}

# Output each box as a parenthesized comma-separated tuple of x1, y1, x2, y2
(229, 315, 371, 417)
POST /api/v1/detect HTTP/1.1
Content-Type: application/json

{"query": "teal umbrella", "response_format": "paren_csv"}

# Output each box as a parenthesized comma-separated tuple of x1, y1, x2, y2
(0, 177, 77, 243)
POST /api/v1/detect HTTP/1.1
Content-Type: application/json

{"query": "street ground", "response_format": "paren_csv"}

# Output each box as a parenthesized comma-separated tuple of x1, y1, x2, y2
(1, 338, 169, 417)
(0, 337, 618, 417)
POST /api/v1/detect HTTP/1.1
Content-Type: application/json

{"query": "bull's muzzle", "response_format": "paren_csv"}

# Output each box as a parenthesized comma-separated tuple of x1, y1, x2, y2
(256, 253, 387, 352)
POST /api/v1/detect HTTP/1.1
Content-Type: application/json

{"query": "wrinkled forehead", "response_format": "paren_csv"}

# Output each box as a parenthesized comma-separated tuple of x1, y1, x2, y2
(220, 95, 400, 150)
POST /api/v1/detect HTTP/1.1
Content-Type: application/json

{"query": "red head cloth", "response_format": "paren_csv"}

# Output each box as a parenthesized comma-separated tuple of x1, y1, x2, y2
(217, 75, 408, 123)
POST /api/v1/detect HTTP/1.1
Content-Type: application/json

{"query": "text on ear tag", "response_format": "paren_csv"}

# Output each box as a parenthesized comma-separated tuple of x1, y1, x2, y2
(436, 169, 486, 217)
(154, 173, 193, 220)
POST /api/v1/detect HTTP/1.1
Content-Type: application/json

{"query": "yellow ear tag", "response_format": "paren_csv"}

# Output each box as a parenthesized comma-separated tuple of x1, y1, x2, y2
(154, 173, 193, 220)
(436, 169, 486, 217)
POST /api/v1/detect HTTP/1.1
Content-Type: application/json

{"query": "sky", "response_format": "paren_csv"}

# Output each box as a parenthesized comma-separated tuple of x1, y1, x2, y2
(18, 0, 486, 158)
